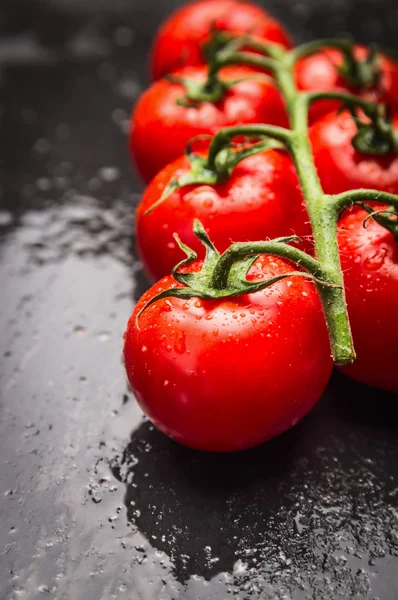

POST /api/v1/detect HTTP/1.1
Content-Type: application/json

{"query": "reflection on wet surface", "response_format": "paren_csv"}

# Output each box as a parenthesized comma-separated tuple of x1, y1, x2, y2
(1, 1, 398, 598)
(113, 378, 398, 597)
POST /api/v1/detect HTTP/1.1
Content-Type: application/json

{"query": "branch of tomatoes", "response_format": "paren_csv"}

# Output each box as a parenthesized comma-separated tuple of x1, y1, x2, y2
(139, 36, 398, 365)
(125, 1, 398, 452)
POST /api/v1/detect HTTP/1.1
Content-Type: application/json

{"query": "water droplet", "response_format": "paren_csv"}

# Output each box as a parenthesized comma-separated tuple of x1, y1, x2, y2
(98, 166, 120, 182)
(114, 26, 134, 47)
(0, 211, 13, 226)
(163, 300, 172, 312)
(364, 246, 388, 270)
(174, 330, 186, 354)
(33, 138, 51, 154)
(36, 177, 51, 191)
(97, 331, 110, 342)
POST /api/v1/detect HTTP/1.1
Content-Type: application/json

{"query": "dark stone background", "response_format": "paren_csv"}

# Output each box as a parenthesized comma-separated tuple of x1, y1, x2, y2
(0, 1, 398, 598)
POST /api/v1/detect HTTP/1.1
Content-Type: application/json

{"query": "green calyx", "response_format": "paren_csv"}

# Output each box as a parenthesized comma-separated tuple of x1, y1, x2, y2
(169, 29, 274, 107)
(168, 71, 273, 106)
(307, 91, 398, 156)
(167, 73, 228, 105)
(144, 148, 217, 216)
(202, 29, 235, 64)
(136, 220, 336, 323)
(291, 39, 381, 90)
(144, 134, 284, 216)
(348, 103, 398, 156)
(339, 43, 381, 90)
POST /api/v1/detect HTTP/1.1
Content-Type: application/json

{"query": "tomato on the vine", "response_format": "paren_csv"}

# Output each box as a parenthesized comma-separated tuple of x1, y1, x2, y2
(136, 149, 311, 281)
(150, 0, 292, 80)
(130, 65, 288, 182)
(337, 208, 398, 393)
(123, 254, 332, 452)
(296, 46, 398, 123)
(309, 110, 398, 195)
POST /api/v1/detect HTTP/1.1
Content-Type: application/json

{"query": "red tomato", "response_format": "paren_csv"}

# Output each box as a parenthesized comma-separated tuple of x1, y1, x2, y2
(130, 65, 288, 182)
(123, 255, 332, 452)
(136, 149, 311, 281)
(338, 209, 398, 392)
(151, 0, 292, 80)
(296, 46, 398, 123)
(310, 110, 398, 195)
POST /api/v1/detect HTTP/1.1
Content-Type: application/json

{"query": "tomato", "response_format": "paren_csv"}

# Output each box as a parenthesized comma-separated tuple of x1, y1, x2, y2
(337, 208, 398, 392)
(130, 65, 288, 182)
(123, 255, 332, 452)
(296, 46, 398, 123)
(310, 110, 398, 195)
(151, 0, 292, 80)
(136, 149, 311, 281)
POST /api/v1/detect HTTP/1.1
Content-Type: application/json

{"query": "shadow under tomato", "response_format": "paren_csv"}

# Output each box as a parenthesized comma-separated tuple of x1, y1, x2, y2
(112, 373, 398, 582)
(329, 369, 398, 429)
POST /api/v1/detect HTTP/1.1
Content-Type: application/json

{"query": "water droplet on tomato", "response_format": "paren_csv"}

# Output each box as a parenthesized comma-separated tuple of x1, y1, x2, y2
(213, 328, 219, 336)
(364, 247, 388, 270)
(174, 330, 186, 354)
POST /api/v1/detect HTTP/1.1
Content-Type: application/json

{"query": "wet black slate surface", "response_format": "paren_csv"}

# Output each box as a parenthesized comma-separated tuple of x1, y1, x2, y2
(1, 1, 398, 598)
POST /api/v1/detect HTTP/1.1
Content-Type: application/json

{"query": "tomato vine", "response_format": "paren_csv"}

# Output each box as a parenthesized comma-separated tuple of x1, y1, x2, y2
(141, 37, 398, 365)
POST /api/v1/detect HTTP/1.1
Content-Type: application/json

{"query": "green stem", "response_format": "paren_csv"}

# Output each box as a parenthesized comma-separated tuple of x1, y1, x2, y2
(333, 189, 398, 213)
(291, 110, 354, 363)
(176, 37, 398, 364)
(306, 90, 375, 111)
(199, 41, 358, 363)
(206, 124, 292, 169)
(211, 240, 326, 289)
(215, 51, 279, 73)
(254, 45, 356, 364)
(290, 38, 355, 61)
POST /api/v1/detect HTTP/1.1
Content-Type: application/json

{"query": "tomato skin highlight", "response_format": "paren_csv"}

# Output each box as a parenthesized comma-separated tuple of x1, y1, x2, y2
(130, 65, 288, 183)
(151, 0, 292, 80)
(337, 209, 398, 393)
(310, 110, 398, 195)
(296, 46, 398, 123)
(136, 149, 312, 281)
(123, 256, 332, 452)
